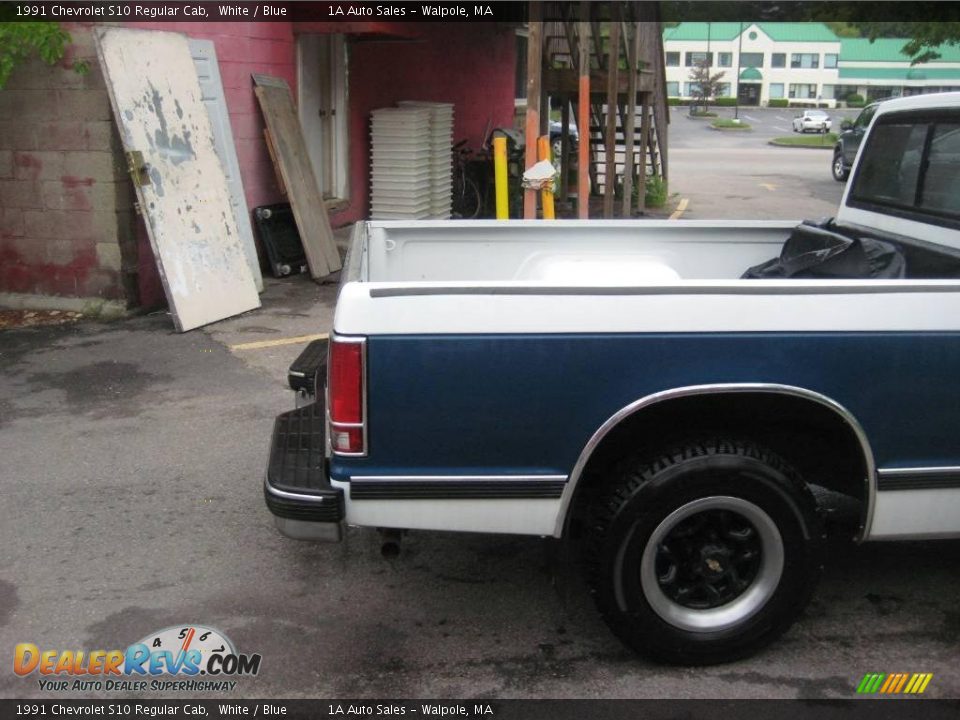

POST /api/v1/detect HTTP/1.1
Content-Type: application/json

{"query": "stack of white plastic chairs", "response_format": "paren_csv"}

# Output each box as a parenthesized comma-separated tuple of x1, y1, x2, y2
(369, 102, 454, 220)
(397, 101, 454, 219)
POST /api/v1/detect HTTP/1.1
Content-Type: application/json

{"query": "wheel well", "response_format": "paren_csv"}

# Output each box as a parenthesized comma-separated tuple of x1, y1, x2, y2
(567, 391, 870, 535)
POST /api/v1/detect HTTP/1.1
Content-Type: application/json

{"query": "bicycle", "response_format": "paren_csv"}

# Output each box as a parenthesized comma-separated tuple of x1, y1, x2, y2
(451, 139, 482, 219)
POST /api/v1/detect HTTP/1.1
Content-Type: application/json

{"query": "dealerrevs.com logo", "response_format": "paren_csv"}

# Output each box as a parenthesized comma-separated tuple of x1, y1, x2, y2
(14, 625, 261, 693)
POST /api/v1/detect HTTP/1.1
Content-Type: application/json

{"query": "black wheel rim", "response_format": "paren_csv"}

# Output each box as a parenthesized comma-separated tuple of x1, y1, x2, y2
(636, 496, 784, 632)
(654, 509, 762, 609)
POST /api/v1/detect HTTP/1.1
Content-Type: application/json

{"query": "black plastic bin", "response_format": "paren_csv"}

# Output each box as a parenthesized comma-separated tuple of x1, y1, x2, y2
(253, 203, 307, 278)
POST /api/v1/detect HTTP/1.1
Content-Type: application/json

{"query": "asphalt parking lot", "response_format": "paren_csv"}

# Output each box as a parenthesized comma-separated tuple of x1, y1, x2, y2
(668, 106, 859, 221)
(2, 107, 959, 701)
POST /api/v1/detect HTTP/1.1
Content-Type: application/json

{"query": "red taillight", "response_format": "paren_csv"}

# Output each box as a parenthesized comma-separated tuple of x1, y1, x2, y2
(328, 336, 365, 454)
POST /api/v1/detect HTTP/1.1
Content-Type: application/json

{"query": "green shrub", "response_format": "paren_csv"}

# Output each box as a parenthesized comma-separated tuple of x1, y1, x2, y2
(644, 175, 668, 208)
(0, 22, 89, 89)
(846, 93, 864, 104)
(627, 174, 668, 208)
(768, 98, 789, 108)
(714, 96, 738, 106)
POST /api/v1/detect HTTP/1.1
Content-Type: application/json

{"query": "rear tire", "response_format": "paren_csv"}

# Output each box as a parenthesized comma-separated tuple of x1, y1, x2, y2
(585, 438, 823, 665)
(832, 151, 850, 181)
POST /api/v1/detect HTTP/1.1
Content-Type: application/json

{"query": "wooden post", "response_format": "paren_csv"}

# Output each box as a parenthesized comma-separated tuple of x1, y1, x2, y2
(539, 60, 550, 138)
(602, 12, 620, 219)
(577, 2, 590, 219)
(524, 2, 543, 219)
(638, 93, 651, 214)
(559, 96, 570, 202)
(622, 22, 639, 218)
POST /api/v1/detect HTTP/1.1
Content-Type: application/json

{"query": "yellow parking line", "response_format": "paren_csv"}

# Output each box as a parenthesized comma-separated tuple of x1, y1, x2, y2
(669, 197, 689, 220)
(229, 333, 328, 351)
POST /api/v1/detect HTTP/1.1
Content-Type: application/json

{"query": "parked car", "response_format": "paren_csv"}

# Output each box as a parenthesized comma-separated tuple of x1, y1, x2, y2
(792, 109, 832, 133)
(832, 102, 880, 181)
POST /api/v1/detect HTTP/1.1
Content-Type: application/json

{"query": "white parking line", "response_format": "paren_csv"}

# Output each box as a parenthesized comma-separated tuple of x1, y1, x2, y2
(743, 114, 759, 122)
(776, 115, 790, 121)
(774, 126, 791, 132)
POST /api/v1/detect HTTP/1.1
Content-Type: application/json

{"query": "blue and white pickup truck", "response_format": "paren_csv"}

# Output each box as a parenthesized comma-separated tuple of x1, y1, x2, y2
(264, 93, 960, 664)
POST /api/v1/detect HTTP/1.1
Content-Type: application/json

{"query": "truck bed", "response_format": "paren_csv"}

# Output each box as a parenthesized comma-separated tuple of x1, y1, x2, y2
(352, 220, 797, 283)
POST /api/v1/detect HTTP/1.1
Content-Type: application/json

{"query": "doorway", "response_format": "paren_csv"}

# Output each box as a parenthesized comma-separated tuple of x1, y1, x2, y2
(737, 83, 761, 106)
(297, 34, 349, 202)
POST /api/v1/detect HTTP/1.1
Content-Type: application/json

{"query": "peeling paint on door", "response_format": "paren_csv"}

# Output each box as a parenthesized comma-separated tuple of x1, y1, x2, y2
(95, 27, 260, 332)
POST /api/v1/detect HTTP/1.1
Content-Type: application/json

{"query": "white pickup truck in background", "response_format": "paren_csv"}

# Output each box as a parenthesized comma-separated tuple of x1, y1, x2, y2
(265, 93, 960, 664)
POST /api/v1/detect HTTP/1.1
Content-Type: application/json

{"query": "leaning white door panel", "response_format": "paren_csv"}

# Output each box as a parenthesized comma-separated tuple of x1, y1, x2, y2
(190, 38, 263, 293)
(96, 27, 260, 331)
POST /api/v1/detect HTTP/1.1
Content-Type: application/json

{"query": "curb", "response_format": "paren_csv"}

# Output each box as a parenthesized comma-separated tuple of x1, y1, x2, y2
(767, 140, 835, 149)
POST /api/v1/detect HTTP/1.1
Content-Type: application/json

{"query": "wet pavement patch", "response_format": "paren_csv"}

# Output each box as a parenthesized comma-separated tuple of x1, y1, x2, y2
(85, 607, 171, 649)
(28, 361, 168, 413)
(0, 579, 20, 627)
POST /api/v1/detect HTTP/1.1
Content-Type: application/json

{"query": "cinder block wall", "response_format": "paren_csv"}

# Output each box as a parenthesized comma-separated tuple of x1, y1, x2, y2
(0, 26, 137, 308)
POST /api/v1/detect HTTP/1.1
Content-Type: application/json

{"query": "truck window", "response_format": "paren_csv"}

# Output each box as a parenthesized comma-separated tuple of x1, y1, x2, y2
(920, 124, 960, 215)
(855, 104, 876, 129)
(852, 121, 927, 206)
(849, 111, 960, 227)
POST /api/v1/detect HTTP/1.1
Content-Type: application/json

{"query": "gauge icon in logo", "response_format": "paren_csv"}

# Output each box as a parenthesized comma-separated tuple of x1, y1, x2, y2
(134, 625, 234, 674)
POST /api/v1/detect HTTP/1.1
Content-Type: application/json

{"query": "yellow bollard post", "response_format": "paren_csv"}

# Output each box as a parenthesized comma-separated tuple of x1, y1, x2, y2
(537, 135, 555, 220)
(493, 135, 509, 220)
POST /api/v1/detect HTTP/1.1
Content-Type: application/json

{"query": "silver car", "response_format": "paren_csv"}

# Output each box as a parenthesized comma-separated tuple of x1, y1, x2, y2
(792, 109, 832, 133)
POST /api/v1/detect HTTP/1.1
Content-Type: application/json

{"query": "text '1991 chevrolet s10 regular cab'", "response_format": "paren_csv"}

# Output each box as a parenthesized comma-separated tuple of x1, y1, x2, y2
(264, 93, 960, 664)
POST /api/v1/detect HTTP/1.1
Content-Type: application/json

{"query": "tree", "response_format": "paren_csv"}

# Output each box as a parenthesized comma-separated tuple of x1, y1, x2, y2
(687, 60, 726, 111)
(825, 22, 862, 38)
(0, 22, 87, 90)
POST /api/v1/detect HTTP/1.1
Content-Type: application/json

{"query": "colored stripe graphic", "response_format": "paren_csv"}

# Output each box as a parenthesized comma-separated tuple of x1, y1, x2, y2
(857, 673, 932, 694)
(893, 674, 909, 693)
(882, 674, 899, 693)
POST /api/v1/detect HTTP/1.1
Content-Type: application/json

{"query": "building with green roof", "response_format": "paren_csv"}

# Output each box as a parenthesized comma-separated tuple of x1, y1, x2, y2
(840, 38, 960, 64)
(663, 22, 960, 107)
